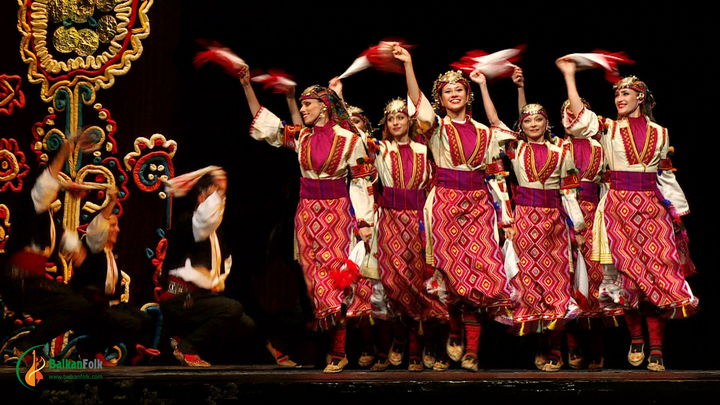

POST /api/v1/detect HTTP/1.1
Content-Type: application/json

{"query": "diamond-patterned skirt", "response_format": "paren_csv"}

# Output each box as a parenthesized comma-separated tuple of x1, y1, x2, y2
(429, 186, 512, 311)
(295, 197, 352, 331)
(345, 278, 376, 319)
(378, 207, 449, 321)
(511, 205, 572, 329)
(576, 200, 624, 320)
(604, 190, 698, 318)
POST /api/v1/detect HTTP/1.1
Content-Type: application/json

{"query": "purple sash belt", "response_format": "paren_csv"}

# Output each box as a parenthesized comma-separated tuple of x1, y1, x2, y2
(579, 181, 600, 204)
(514, 185, 574, 228)
(435, 168, 488, 192)
(610, 170, 668, 206)
(299, 178, 349, 200)
(380, 186, 425, 210)
(513, 186, 562, 208)
(610, 171, 657, 192)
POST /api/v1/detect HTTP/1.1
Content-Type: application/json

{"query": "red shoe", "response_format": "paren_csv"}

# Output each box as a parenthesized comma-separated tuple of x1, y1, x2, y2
(13, 347, 34, 368)
(173, 348, 211, 367)
(170, 337, 210, 367)
(266, 342, 297, 368)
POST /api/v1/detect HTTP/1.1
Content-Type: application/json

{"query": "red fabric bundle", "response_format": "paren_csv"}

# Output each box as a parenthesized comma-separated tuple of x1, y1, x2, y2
(338, 40, 411, 79)
(329, 259, 361, 290)
(558, 50, 635, 83)
(193, 40, 247, 77)
(450, 45, 525, 79)
(251, 69, 297, 94)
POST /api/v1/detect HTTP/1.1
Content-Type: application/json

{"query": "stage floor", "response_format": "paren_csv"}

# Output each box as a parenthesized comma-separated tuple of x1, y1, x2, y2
(2, 365, 719, 404)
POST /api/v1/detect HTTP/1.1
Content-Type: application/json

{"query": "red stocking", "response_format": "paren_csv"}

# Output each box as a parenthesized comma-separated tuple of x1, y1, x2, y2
(625, 311, 645, 347)
(332, 321, 347, 357)
(566, 330, 580, 355)
(548, 330, 563, 361)
(392, 319, 407, 344)
(646, 315, 666, 357)
(376, 320, 393, 357)
(408, 323, 422, 359)
(448, 307, 462, 340)
(360, 321, 375, 351)
(462, 312, 481, 356)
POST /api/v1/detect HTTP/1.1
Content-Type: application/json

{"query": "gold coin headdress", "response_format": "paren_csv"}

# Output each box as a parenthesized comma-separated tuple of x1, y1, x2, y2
(431, 70, 474, 113)
(613, 75, 656, 121)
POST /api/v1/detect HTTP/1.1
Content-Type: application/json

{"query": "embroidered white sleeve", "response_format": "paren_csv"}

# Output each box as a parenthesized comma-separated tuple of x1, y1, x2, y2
(86, 214, 110, 254)
(348, 135, 374, 224)
(564, 107, 600, 139)
(31, 169, 61, 213)
(249, 107, 285, 148)
(560, 153, 586, 232)
(192, 191, 225, 242)
(656, 131, 689, 215)
(407, 92, 435, 134)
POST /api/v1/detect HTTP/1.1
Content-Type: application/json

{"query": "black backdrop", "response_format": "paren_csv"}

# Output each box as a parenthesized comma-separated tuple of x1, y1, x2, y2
(1, 1, 716, 369)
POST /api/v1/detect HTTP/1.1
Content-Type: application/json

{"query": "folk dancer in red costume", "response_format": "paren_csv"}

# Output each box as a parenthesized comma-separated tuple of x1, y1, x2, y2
(514, 67, 623, 372)
(556, 58, 697, 371)
(481, 68, 588, 371)
(372, 97, 450, 371)
(396, 46, 514, 372)
(240, 67, 374, 373)
(328, 89, 389, 371)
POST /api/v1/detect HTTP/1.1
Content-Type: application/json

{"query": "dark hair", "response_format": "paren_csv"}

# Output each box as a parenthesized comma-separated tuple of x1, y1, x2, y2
(188, 174, 215, 206)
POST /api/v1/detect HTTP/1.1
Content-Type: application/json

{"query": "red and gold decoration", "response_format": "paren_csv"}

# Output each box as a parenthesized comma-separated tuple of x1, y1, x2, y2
(123, 133, 177, 228)
(0, 204, 10, 253)
(0, 138, 31, 193)
(123, 134, 177, 196)
(17, 0, 155, 263)
(0, 74, 26, 116)
(18, 0, 154, 102)
(30, 86, 129, 236)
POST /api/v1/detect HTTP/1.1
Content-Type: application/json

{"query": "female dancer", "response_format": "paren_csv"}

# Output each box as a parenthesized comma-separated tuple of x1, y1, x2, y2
(556, 58, 697, 371)
(516, 68, 623, 371)
(480, 68, 587, 371)
(239, 68, 374, 373)
(371, 97, 450, 371)
(332, 97, 389, 371)
(559, 97, 624, 372)
(332, 77, 449, 372)
(394, 46, 514, 372)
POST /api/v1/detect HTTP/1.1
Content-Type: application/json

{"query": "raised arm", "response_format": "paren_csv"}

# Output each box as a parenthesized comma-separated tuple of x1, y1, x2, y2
(285, 85, 302, 126)
(512, 67, 527, 115)
(193, 193, 224, 242)
(470, 69, 502, 127)
(85, 186, 118, 253)
(49, 141, 71, 178)
(239, 66, 261, 117)
(100, 186, 119, 219)
(393, 45, 421, 106)
(556, 57, 583, 116)
(555, 58, 600, 139)
(329, 76, 345, 102)
(32, 141, 70, 213)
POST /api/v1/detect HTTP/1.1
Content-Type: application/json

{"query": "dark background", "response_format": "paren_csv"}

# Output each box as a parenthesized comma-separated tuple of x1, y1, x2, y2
(1, 1, 716, 369)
